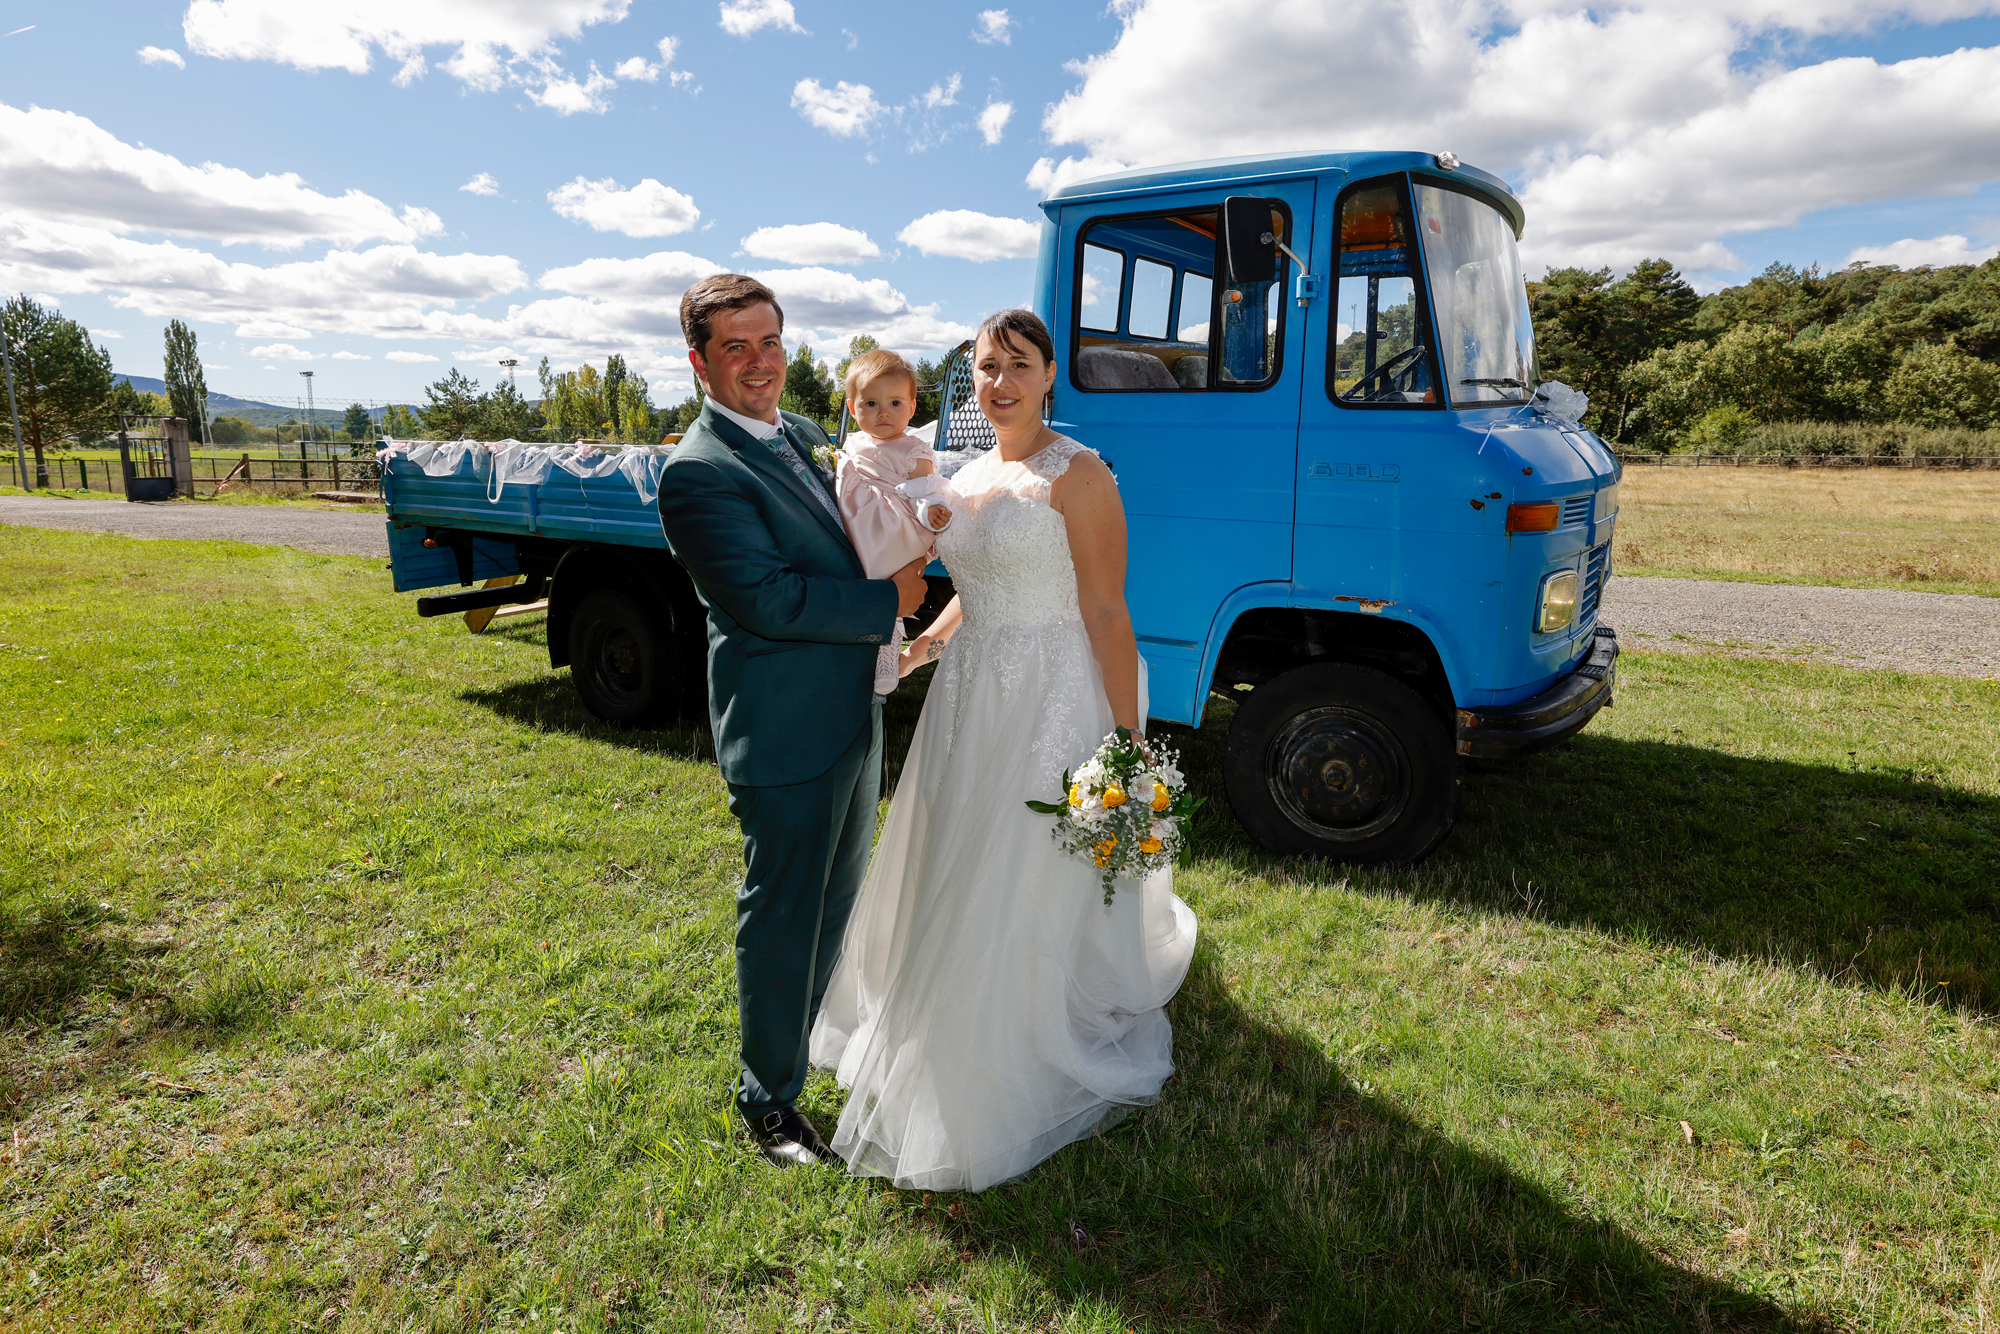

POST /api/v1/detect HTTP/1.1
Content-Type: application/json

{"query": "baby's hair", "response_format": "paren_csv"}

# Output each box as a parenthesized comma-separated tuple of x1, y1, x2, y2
(844, 348, 920, 404)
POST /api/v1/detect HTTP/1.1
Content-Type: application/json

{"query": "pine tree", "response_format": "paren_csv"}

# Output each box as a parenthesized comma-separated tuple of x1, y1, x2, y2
(162, 319, 208, 433)
(2, 294, 115, 485)
(342, 402, 372, 441)
(417, 368, 484, 440)
(604, 354, 628, 437)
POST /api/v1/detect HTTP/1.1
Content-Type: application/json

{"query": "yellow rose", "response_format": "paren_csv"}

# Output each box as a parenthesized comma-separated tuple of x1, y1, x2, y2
(1139, 837, 1164, 855)
(1102, 784, 1127, 808)
(1068, 784, 1083, 807)
(1150, 785, 1170, 812)
(1092, 836, 1118, 865)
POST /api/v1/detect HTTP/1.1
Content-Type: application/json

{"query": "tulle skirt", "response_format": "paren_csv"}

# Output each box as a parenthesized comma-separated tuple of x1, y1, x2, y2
(810, 616, 1197, 1192)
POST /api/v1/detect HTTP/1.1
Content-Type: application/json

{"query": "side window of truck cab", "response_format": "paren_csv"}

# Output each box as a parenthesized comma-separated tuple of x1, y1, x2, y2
(1329, 179, 1441, 409)
(1070, 204, 1289, 393)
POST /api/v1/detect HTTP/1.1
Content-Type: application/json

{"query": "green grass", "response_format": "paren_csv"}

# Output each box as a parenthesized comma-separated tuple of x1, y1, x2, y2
(1, 528, 1996, 1331)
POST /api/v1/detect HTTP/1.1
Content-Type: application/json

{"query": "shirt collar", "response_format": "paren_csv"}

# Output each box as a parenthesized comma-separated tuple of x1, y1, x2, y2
(708, 397, 784, 441)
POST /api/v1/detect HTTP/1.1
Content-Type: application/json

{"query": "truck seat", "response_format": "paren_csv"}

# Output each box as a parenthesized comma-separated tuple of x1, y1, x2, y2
(1172, 355, 1208, 389)
(1076, 347, 1178, 391)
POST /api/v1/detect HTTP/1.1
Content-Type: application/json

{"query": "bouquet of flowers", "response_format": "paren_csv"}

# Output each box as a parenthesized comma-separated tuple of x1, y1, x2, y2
(1026, 728, 1203, 903)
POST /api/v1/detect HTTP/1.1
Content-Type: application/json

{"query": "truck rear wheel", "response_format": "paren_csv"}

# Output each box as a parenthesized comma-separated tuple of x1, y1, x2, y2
(1223, 663, 1459, 866)
(568, 587, 678, 727)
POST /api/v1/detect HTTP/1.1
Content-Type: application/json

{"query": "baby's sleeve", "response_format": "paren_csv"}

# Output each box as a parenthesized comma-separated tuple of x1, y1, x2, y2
(837, 449, 937, 580)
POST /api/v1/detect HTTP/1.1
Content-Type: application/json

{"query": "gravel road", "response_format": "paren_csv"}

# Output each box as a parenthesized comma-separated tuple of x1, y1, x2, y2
(3, 497, 1994, 678)
(0, 495, 387, 557)
(1604, 575, 2000, 679)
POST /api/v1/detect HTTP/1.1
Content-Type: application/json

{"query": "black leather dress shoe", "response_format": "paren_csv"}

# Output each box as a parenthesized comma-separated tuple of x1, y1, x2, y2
(744, 1106, 838, 1168)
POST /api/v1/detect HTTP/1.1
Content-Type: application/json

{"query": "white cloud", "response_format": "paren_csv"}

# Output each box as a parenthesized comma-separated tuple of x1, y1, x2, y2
(972, 9, 1014, 45)
(138, 46, 185, 68)
(1026, 154, 1129, 196)
(897, 210, 1040, 261)
(182, 0, 628, 78)
(741, 222, 881, 266)
(251, 342, 319, 361)
(719, 0, 804, 37)
(182, 1, 654, 115)
(93, 328, 123, 338)
(0, 102, 445, 248)
(925, 73, 962, 108)
(548, 176, 700, 236)
(526, 61, 616, 115)
(792, 79, 884, 136)
(331, 350, 372, 360)
(612, 35, 686, 84)
(1033, 0, 2000, 276)
(1844, 233, 2000, 268)
(978, 100, 1012, 146)
(539, 250, 724, 298)
(235, 319, 313, 338)
(461, 172, 500, 196)
(387, 350, 441, 362)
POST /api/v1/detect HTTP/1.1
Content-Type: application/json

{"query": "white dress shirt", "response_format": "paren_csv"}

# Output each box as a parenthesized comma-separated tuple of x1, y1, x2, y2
(708, 398, 784, 441)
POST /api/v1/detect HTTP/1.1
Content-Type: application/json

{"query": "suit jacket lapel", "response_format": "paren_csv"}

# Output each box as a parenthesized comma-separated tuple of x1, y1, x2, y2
(700, 403, 853, 550)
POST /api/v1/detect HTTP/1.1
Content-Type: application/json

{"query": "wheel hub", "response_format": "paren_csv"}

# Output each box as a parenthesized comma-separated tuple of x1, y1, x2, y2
(594, 627, 644, 698)
(1266, 706, 1409, 841)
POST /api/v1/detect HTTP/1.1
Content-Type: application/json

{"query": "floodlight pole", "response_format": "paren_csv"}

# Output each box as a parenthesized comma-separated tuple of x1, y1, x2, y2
(0, 323, 26, 492)
(299, 370, 314, 479)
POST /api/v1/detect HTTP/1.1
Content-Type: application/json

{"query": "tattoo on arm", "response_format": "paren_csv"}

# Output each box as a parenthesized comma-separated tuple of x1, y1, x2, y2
(926, 639, 942, 661)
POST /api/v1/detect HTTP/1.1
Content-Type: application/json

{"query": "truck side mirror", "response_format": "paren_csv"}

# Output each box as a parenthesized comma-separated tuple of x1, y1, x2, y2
(1222, 195, 1279, 285)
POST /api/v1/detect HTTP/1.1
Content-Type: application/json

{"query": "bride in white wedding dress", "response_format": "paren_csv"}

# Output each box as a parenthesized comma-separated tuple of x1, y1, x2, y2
(810, 310, 1198, 1192)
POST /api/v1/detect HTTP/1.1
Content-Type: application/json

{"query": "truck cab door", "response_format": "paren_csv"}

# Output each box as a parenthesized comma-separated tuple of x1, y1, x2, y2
(1291, 172, 1499, 695)
(1049, 178, 1315, 726)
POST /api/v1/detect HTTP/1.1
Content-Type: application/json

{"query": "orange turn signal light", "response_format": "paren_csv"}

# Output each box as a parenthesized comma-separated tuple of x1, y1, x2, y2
(1505, 502, 1560, 533)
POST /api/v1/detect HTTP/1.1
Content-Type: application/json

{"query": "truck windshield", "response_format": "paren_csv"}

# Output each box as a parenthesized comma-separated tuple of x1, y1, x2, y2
(1414, 183, 1533, 407)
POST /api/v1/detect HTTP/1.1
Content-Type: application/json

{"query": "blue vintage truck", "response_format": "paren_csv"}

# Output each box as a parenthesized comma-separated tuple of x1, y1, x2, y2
(382, 149, 1620, 865)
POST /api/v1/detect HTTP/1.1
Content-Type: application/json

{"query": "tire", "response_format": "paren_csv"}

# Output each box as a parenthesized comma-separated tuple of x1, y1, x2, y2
(1223, 663, 1460, 866)
(567, 587, 679, 727)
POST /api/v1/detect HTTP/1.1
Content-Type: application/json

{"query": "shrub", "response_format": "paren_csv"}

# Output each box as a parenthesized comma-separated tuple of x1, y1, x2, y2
(1883, 343, 2000, 429)
(1677, 404, 1756, 452)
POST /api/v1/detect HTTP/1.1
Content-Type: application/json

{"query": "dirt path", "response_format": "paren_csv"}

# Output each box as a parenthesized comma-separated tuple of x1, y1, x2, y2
(1604, 575, 2000, 679)
(0, 495, 387, 558)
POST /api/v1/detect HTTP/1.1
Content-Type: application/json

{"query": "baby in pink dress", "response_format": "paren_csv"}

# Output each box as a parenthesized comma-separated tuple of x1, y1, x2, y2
(835, 350, 956, 695)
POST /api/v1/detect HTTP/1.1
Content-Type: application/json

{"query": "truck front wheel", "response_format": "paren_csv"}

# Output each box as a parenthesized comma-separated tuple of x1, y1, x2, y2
(1223, 663, 1459, 866)
(568, 587, 677, 727)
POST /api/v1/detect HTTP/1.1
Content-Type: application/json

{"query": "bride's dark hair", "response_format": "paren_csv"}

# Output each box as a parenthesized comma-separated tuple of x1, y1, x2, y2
(976, 308, 1055, 367)
(976, 308, 1056, 412)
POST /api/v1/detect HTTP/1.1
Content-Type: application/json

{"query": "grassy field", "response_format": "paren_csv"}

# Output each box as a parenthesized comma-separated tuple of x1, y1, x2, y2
(2, 530, 1998, 1331)
(1615, 467, 2000, 598)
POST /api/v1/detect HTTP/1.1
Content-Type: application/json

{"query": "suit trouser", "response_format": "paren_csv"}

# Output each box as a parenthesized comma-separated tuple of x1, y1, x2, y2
(724, 700, 882, 1120)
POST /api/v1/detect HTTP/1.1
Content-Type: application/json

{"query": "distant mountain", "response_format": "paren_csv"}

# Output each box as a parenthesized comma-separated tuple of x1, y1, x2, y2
(114, 374, 283, 413)
(112, 374, 413, 431)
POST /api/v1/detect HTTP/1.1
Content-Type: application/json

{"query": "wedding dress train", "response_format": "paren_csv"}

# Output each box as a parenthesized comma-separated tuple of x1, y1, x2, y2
(810, 437, 1198, 1192)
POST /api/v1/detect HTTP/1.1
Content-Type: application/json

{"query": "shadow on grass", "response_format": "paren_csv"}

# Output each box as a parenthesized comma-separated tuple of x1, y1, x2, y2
(0, 892, 144, 1026)
(1169, 699, 2000, 1013)
(876, 949, 1801, 1331)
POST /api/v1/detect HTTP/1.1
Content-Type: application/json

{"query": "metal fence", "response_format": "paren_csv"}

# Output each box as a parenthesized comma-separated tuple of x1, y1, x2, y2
(13, 453, 382, 497)
(1616, 453, 2000, 469)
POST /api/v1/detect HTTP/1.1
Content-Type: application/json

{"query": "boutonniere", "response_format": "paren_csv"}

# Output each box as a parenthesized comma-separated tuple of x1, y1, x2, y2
(810, 441, 841, 481)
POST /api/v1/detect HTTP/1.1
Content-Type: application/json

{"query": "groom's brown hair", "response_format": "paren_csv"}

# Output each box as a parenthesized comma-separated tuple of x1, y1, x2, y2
(681, 274, 785, 360)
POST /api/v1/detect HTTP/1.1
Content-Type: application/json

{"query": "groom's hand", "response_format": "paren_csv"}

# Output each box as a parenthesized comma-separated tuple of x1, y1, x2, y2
(892, 558, 928, 616)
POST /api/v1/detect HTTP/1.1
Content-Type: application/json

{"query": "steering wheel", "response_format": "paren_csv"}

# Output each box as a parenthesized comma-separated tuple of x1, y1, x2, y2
(1343, 343, 1427, 400)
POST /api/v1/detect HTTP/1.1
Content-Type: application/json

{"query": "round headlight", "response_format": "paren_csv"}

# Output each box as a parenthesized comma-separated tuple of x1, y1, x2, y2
(1537, 570, 1579, 634)
(1435, 151, 1460, 171)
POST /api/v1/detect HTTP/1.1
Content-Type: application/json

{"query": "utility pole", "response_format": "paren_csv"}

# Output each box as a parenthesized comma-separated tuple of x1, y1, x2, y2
(0, 321, 26, 492)
(498, 357, 519, 387)
(298, 370, 314, 479)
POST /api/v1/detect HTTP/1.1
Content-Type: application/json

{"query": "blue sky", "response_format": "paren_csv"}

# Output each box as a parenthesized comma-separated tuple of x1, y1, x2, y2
(3, 0, 1998, 411)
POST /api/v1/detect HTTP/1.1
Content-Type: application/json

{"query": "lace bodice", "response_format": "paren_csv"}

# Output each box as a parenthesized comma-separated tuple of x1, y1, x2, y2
(935, 437, 1095, 631)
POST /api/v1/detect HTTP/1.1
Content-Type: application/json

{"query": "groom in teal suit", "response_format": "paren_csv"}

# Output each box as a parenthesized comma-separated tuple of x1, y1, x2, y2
(657, 274, 927, 1167)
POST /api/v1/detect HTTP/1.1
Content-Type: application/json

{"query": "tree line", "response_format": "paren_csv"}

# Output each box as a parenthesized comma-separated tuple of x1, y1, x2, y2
(1531, 255, 2000, 451)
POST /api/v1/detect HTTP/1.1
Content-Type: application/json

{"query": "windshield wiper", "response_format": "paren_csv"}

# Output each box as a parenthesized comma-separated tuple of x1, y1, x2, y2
(1461, 377, 1527, 387)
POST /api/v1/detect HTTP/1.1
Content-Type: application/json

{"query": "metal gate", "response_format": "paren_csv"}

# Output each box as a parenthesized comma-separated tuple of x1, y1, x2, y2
(116, 415, 193, 501)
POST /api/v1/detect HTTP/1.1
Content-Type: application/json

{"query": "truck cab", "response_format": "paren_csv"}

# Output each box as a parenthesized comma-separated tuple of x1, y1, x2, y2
(1021, 150, 1619, 862)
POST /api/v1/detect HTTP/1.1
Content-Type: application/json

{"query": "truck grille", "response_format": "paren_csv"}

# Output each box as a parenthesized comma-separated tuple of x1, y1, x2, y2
(1561, 496, 1593, 527)
(1579, 541, 1610, 629)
